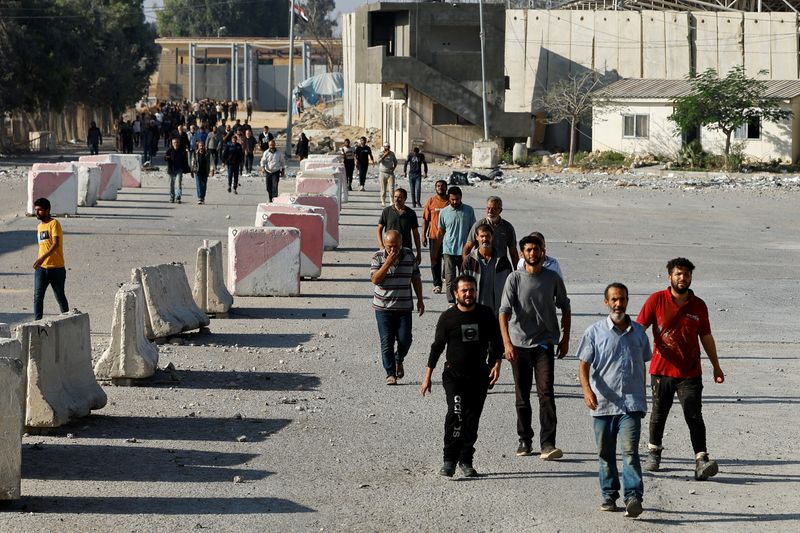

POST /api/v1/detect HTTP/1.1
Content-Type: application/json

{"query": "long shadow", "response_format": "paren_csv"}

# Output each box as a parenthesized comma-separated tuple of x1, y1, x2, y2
(45, 415, 291, 442)
(321, 263, 372, 269)
(231, 307, 349, 320)
(0, 311, 30, 325)
(339, 223, 376, 228)
(87, 204, 169, 210)
(480, 469, 596, 480)
(171, 370, 320, 392)
(24, 444, 271, 483)
(300, 293, 371, 300)
(6, 496, 314, 514)
(88, 215, 171, 221)
(205, 332, 314, 348)
(639, 509, 800, 526)
(0, 230, 33, 257)
(333, 247, 379, 253)
(702, 395, 800, 405)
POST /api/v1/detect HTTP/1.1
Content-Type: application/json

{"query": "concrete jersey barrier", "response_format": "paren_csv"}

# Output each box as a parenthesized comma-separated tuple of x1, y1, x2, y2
(254, 202, 327, 229)
(94, 283, 159, 381)
(274, 194, 339, 250)
(296, 175, 344, 205)
(227, 226, 300, 296)
(113, 154, 142, 188)
(73, 163, 101, 207)
(78, 156, 121, 197)
(193, 240, 234, 315)
(16, 311, 107, 428)
(27, 165, 78, 216)
(132, 263, 211, 340)
(258, 210, 324, 279)
(0, 346, 24, 500)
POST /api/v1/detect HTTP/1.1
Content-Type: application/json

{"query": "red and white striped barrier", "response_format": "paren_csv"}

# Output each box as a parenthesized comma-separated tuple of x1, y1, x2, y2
(227, 227, 301, 296)
(114, 154, 142, 188)
(307, 154, 343, 163)
(79, 155, 122, 191)
(296, 175, 342, 205)
(256, 207, 324, 279)
(274, 194, 339, 250)
(74, 163, 100, 207)
(254, 202, 327, 230)
(298, 169, 347, 203)
(27, 164, 78, 216)
(301, 159, 344, 172)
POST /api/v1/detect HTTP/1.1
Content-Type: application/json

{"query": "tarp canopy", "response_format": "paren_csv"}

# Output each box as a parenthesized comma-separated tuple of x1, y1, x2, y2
(296, 72, 344, 106)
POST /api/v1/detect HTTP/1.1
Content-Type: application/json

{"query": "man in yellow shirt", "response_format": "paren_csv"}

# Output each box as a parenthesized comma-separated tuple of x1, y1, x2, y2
(32, 198, 69, 320)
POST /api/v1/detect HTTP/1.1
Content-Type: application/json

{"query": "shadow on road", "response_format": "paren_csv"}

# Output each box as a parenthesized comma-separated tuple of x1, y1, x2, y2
(171, 369, 321, 392)
(205, 332, 315, 348)
(4, 496, 314, 514)
(231, 307, 348, 320)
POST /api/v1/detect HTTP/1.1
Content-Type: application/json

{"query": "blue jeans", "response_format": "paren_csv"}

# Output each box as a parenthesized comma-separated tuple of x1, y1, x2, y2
(408, 172, 421, 206)
(34, 267, 69, 320)
(169, 172, 182, 200)
(195, 173, 208, 201)
(592, 412, 644, 503)
(374, 310, 412, 377)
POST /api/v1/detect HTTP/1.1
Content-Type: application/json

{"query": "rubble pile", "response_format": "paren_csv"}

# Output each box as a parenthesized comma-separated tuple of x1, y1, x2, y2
(293, 101, 382, 154)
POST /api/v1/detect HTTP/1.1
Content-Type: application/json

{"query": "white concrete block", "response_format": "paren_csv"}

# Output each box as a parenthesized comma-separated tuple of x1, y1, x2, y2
(94, 283, 159, 381)
(618, 11, 642, 78)
(132, 263, 211, 340)
(642, 11, 667, 79)
(665, 12, 692, 78)
(78, 156, 121, 198)
(0, 356, 24, 500)
(298, 169, 348, 203)
(0, 337, 21, 359)
(306, 154, 342, 163)
(27, 166, 78, 216)
(296, 175, 343, 206)
(227, 227, 301, 296)
(193, 240, 234, 315)
(258, 210, 324, 279)
(273, 194, 339, 250)
(113, 154, 142, 188)
(16, 311, 107, 428)
(255, 202, 327, 229)
(301, 160, 344, 172)
(471, 141, 499, 169)
(0, 323, 10, 338)
(74, 163, 101, 207)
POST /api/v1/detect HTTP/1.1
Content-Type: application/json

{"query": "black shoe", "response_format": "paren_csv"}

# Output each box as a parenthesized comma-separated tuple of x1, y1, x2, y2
(439, 461, 456, 477)
(516, 441, 532, 456)
(600, 498, 618, 512)
(695, 453, 719, 480)
(644, 449, 662, 472)
(228, 187, 231, 193)
(458, 462, 478, 477)
(624, 497, 643, 518)
(169, 198, 174, 203)
(233, 188, 238, 195)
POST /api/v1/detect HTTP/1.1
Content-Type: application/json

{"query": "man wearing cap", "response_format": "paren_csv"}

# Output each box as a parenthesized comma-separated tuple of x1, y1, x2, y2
(499, 233, 571, 460)
(377, 142, 398, 207)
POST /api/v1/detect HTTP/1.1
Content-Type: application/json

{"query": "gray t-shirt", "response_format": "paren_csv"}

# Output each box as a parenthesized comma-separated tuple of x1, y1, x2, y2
(499, 268, 570, 348)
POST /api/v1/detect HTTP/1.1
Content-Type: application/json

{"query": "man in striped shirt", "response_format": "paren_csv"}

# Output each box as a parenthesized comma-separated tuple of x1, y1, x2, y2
(371, 230, 425, 385)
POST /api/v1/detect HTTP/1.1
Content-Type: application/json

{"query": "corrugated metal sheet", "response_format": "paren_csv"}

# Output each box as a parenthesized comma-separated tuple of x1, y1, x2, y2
(595, 79, 800, 100)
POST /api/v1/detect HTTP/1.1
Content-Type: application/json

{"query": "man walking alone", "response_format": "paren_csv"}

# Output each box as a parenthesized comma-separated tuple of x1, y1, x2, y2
(260, 139, 286, 202)
(32, 198, 69, 320)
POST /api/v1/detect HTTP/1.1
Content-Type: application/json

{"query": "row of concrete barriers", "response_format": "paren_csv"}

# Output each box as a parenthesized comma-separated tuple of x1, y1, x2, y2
(27, 153, 142, 215)
(229, 154, 346, 296)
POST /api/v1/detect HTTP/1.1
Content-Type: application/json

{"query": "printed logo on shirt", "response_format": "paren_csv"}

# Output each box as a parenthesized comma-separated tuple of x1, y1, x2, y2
(461, 324, 480, 342)
(38, 230, 50, 243)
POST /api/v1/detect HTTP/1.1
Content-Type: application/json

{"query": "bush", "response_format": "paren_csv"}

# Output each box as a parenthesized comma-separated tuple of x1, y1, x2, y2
(675, 140, 707, 169)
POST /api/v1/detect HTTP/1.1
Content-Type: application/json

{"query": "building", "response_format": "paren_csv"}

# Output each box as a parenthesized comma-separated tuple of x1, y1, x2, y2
(151, 37, 340, 110)
(592, 78, 800, 162)
(343, 2, 800, 158)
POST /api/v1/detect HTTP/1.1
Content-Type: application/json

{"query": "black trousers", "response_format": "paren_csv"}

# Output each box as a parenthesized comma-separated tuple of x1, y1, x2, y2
(510, 345, 557, 448)
(266, 171, 281, 201)
(649, 375, 707, 454)
(344, 160, 355, 189)
(357, 162, 369, 186)
(442, 364, 489, 463)
(245, 153, 254, 173)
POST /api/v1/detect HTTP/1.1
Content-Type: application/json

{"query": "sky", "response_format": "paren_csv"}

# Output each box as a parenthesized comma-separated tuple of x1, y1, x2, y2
(145, 0, 369, 25)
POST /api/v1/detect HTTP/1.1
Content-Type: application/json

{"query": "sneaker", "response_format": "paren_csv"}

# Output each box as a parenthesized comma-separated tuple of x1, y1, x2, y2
(458, 462, 478, 478)
(176, 198, 181, 204)
(233, 189, 238, 195)
(385, 375, 397, 386)
(432, 286, 442, 294)
(396, 362, 404, 380)
(540, 446, 563, 460)
(644, 449, 662, 472)
(600, 498, 618, 512)
(695, 453, 719, 481)
(359, 185, 365, 191)
(516, 441, 532, 456)
(228, 187, 231, 193)
(198, 200, 204, 205)
(624, 497, 643, 518)
(439, 461, 456, 477)
(169, 198, 174, 203)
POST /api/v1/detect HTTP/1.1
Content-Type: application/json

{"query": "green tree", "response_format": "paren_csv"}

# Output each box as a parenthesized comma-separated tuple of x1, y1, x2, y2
(298, 0, 338, 70)
(156, 0, 289, 38)
(670, 66, 792, 165)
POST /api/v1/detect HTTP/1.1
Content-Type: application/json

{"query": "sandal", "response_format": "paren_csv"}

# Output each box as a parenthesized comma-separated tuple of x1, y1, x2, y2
(432, 286, 442, 294)
(386, 375, 397, 385)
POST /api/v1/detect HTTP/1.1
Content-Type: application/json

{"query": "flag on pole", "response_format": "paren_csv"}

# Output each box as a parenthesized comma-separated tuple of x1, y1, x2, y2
(291, 2, 309, 22)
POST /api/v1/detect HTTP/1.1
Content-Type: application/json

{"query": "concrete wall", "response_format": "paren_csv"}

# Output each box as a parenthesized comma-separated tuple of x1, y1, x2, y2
(406, 88, 483, 157)
(593, 99, 798, 162)
(342, 12, 383, 132)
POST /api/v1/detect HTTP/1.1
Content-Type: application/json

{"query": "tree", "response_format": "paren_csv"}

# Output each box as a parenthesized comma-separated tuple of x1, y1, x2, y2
(156, 0, 289, 38)
(298, 0, 338, 70)
(669, 66, 792, 165)
(535, 71, 607, 167)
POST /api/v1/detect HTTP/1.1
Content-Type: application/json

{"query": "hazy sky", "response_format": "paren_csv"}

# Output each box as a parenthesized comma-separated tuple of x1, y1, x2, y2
(146, 0, 370, 25)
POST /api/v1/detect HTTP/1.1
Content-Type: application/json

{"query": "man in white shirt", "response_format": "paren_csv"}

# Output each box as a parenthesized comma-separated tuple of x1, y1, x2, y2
(260, 139, 286, 202)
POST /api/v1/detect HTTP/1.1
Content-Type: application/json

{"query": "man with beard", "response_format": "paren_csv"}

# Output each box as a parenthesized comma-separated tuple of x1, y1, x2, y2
(421, 274, 502, 478)
(422, 180, 449, 294)
(165, 136, 189, 203)
(32, 198, 69, 320)
(354, 136, 375, 192)
(578, 283, 651, 518)
(637, 258, 725, 481)
(462, 196, 518, 266)
(260, 138, 286, 202)
(376, 188, 421, 266)
(461, 224, 513, 316)
(499, 233, 571, 460)
(437, 187, 476, 306)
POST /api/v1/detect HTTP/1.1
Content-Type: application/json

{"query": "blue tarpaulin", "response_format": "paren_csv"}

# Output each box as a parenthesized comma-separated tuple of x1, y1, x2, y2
(295, 72, 344, 107)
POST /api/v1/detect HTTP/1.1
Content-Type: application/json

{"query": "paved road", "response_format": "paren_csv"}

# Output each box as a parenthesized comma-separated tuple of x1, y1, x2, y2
(0, 159, 798, 531)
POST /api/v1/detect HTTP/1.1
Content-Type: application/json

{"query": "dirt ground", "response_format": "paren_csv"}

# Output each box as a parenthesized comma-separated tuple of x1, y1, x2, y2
(0, 144, 799, 532)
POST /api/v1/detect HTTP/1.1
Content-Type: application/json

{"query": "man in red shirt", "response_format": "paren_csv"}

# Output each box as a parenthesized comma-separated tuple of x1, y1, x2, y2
(637, 258, 725, 481)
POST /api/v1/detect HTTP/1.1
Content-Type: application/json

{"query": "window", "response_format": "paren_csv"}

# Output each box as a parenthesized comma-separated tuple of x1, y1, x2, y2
(623, 114, 649, 138)
(432, 104, 472, 126)
(734, 117, 761, 140)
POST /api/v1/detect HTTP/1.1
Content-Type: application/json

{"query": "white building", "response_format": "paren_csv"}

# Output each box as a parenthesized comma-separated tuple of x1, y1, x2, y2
(592, 78, 800, 163)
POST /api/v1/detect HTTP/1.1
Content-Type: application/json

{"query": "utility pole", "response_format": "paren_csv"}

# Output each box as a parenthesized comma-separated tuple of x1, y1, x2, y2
(285, 1, 296, 154)
(478, 0, 490, 140)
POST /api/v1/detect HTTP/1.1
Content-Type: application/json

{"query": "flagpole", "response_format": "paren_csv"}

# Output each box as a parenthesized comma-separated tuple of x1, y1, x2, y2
(285, 0, 296, 155)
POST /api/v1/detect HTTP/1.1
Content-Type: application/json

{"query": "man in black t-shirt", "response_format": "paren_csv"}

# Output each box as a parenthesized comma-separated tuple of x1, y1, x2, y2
(354, 136, 375, 191)
(421, 274, 503, 478)
(376, 188, 421, 265)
